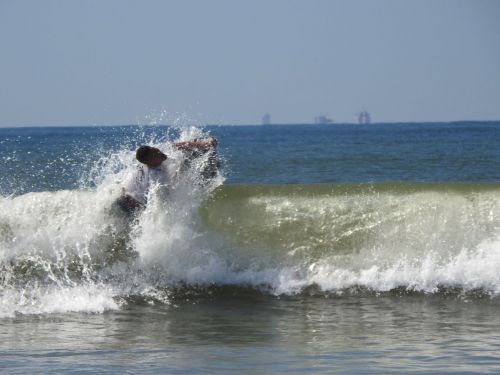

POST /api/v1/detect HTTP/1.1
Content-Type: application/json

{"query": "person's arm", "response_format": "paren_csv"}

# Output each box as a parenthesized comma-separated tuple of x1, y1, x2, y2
(173, 137, 217, 152)
(117, 190, 146, 212)
(117, 165, 147, 213)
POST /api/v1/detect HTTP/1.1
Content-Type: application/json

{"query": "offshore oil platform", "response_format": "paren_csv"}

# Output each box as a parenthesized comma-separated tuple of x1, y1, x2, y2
(357, 110, 371, 124)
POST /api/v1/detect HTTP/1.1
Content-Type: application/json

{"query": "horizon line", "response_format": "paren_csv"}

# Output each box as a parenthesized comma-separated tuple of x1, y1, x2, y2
(1, 119, 500, 129)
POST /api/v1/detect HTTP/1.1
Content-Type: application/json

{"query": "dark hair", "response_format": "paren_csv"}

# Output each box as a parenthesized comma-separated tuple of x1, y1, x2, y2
(136, 145, 152, 163)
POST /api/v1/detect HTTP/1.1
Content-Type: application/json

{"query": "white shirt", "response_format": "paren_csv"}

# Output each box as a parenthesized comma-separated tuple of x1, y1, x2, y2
(123, 158, 179, 205)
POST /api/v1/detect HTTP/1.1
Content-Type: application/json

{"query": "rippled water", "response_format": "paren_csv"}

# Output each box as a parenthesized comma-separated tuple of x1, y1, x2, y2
(2, 293, 500, 374)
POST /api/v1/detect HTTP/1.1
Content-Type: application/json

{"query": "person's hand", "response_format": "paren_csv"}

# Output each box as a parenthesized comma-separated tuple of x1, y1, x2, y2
(206, 137, 218, 147)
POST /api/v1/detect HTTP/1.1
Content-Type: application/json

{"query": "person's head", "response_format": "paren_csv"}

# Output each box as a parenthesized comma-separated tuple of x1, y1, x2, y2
(136, 145, 167, 168)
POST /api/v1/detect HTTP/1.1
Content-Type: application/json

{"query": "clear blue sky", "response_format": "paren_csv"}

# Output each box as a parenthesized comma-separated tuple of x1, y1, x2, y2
(1, 0, 499, 126)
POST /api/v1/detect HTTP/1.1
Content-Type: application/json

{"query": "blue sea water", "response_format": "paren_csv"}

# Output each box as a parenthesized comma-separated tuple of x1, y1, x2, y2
(1, 122, 500, 373)
(2, 122, 500, 195)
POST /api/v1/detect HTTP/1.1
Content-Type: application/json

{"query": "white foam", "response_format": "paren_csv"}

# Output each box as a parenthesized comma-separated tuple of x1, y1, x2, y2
(264, 237, 500, 295)
(0, 127, 229, 316)
(0, 285, 121, 318)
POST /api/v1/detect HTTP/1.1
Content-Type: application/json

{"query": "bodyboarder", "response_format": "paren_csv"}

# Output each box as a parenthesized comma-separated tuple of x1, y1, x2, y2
(116, 137, 218, 214)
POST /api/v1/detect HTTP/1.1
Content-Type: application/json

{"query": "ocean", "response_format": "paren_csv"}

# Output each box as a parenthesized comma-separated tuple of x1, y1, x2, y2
(1, 122, 500, 373)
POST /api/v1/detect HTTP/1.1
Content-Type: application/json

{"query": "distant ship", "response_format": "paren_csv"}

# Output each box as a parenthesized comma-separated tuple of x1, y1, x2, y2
(357, 110, 371, 124)
(262, 113, 271, 125)
(314, 115, 334, 124)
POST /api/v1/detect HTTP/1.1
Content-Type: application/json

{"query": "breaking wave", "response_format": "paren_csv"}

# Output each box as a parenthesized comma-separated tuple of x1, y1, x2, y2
(2, 129, 500, 317)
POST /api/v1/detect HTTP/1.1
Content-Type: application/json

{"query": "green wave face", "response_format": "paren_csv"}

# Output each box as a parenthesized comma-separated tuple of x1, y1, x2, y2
(202, 183, 500, 264)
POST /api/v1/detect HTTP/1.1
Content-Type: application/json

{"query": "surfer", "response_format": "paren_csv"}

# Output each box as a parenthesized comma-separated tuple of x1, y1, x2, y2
(116, 137, 218, 214)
